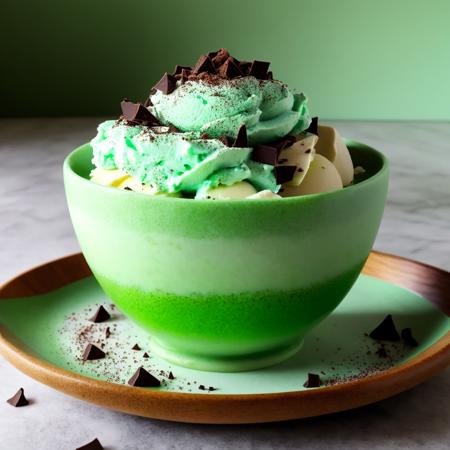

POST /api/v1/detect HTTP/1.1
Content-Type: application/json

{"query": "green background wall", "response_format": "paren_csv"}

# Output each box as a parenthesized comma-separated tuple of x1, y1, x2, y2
(1, 0, 449, 119)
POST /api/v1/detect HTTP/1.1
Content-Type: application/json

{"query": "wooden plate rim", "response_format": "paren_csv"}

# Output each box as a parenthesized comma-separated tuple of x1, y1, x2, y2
(0, 252, 449, 424)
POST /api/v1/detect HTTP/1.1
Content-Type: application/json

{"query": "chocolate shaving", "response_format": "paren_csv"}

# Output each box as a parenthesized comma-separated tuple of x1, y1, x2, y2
(219, 135, 231, 146)
(305, 117, 319, 135)
(239, 61, 252, 75)
(7, 388, 29, 407)
(120, 100, 159, 125)
(105, 326, 111, 338)
(128, 367, 161, 387)
(143, 352, 150, 358)
(401, 328, 419, 347)
(192, 55, 216, 75)
(132, 344, 141, 351)
(173, 64, 191, 75)
(218, 57, 242, 79)
(274, 135, 296, 151)
(232, 124, 248, 147)
(211, 48, 230, 67)
(249, 60, 270, 79)
(82, 344, 105, 361)
(168, 371, 175, 380)
(76, 438, 104, 450)
(369, 315, 400, 342)
(251, 145, 278, 166)
(89, 305, 110, 323)
(274, 165, 296, 184)
(303, 373, 322, 388)
(153, 73, 176, 95)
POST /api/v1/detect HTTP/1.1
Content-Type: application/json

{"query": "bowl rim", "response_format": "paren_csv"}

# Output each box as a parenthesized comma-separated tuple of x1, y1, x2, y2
(64, 139, 389, 205)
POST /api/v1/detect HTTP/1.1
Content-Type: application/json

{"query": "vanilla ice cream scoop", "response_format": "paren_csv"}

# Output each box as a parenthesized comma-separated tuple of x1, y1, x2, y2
(314, 125, 354, 186)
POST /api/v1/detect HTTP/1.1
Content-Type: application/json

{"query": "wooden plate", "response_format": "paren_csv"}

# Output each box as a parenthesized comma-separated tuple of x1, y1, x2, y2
(0, 252, 448, 424)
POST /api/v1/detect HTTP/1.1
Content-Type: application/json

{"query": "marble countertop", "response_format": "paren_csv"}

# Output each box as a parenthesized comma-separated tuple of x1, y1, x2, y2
(0, 118, 448, 449)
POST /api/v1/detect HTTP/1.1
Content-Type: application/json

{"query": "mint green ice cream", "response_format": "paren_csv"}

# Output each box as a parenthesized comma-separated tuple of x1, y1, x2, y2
(91, 120, 277, 195)
(90, 49, 313, 198)
(149, 77, 310, 145)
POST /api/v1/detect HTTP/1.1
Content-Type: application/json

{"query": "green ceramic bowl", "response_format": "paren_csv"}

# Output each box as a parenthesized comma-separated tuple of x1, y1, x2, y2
(64, 141, 388, 372)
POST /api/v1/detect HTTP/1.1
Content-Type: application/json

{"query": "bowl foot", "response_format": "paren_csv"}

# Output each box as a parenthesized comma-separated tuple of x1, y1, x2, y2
(150, 338, 304, 372)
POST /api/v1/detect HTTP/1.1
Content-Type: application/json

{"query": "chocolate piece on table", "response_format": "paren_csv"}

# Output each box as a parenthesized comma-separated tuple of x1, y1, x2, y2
(128, 367, 161, 387)
(369, 314, 400, 342)
(168, 371, 175, 380)
(192, 55, 216, 75)
(218, 57, 242, 79)
(305, 116, 319, 136)
(303, 373, 322, 388)
(120, 100, 159, 125)
(82, 344, 105, 361)
(251, 144, 278, 166)
(232, 124, 248, 147)
(249, 60, 270, 79)
(76, 438, 104, 450)
(401, 328, 419, 347)
(153, 72, 177, 95)
(143, 352, 150, 358)
(132, 344, 141, 351)
(274, 165, 297, 184)
(89, 305, 110, 323)
(7, 388, 29, 407)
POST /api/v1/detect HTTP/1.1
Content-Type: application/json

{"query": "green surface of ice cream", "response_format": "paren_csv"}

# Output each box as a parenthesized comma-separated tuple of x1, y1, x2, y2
(149, 77, 311, 145)
(91, 120, 277, 194)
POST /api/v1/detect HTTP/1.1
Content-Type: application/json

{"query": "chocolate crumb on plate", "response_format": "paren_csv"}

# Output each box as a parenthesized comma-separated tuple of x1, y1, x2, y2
(143, 352, 150, 358)
(401, 328, 419, 347)
(89, 305, 110, 323)
(82, 344, 105, 361)
(7, 388, 29, 407)
(76, 438, 104, 450)
(132, 344, 141, 351)
(232, 124, 248, 147)
(369, 314, 400, 341)
(153, 73, 177, 95)
(303, 373, 322, 388)
(105, 327, 111, 338)
(198, 385, 206, 391)
(128, 367, 161, 387)
(274, 165, 296, 184)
